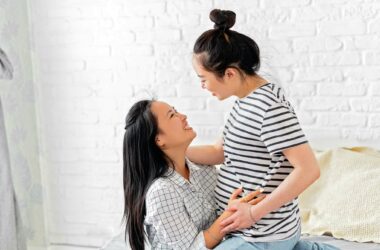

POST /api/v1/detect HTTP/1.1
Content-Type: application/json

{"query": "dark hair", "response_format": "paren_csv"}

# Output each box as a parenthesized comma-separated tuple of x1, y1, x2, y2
(122, 99, 171, 250)
(193, 9, 260, 78)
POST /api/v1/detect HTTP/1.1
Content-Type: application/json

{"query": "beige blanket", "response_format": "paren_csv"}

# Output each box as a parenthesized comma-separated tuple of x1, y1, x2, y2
(299, 147, 380, 243)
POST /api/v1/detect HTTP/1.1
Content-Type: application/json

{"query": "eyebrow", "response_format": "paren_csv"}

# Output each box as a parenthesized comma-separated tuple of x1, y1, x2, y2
(197, 74, 204, 78)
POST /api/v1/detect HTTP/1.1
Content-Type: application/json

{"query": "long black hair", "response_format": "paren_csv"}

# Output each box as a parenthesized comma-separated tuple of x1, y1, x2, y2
(193, 9, 261, 78)
(122, 99, 171, 250)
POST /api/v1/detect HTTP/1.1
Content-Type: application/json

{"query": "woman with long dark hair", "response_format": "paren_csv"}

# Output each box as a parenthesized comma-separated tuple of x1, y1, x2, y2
(123, 99, 264, 250)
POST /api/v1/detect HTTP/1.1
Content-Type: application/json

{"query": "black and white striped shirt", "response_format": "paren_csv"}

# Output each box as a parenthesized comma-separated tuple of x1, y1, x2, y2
(215, 82, 307, 242)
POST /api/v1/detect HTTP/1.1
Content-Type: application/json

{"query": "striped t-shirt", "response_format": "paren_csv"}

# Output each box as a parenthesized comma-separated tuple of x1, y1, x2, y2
(215, 82, 308, 242)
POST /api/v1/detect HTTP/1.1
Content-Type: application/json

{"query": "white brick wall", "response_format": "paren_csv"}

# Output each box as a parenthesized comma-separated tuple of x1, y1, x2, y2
(28, 0, 380, 248)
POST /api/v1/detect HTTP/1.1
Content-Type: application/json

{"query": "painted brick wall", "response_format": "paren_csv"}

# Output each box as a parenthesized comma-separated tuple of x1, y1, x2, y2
(28, 0, 380, 248)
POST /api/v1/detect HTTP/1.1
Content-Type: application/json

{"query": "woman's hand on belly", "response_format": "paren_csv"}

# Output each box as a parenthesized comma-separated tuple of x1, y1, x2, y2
(219, 187, 266, 233)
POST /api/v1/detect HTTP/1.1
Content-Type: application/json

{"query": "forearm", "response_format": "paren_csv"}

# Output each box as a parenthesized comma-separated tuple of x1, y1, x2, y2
(253, 166, 320, 220)
(186, 144, 224, 165)
(203, 210, 232, 249)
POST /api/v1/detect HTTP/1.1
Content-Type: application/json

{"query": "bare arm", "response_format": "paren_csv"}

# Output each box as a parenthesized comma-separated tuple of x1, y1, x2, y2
(203, 210, 232, 248)
(251, 143, 320, 219)
(220, 143, 320, 232)
(186, 138, 224, 165)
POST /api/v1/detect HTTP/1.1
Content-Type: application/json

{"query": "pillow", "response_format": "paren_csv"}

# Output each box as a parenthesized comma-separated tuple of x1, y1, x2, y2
(299, 147, 380, 243)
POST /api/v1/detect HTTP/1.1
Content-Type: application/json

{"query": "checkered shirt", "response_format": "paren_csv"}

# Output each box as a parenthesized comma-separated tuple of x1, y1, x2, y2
(144, 159, 218, 249)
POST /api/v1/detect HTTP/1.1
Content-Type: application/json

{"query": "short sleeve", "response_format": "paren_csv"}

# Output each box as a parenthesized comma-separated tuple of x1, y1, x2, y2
(145, 182, 208, 249)
(260, 103, 307, 155)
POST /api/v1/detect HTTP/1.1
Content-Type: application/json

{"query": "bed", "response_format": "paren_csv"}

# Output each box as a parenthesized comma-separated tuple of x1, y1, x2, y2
(101, 233, 380, 250)
(102, 147, 380, 250)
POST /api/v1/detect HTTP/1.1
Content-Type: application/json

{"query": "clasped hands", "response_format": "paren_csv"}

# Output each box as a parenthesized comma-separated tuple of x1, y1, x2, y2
(220, 187, 266, 234)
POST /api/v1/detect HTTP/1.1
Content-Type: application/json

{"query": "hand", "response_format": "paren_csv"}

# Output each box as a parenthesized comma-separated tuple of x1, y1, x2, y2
(228, 187, 265, 207)
(220, 202, 260, 234)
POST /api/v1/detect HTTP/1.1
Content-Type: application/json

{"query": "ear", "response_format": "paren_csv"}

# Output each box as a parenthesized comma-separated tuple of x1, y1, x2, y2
(155, 136, 165, 148)
(224, 68, 237, 79)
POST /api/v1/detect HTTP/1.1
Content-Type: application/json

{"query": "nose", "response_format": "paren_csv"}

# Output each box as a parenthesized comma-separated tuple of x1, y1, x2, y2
(179, 113, 187, 120)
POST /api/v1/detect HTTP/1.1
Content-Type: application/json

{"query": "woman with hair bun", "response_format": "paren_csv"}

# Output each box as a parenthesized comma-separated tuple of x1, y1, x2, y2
(187, 9, 338, 250)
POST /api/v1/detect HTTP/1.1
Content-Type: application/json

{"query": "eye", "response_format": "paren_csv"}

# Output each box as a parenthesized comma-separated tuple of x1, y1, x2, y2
(169, 107, 178, 118)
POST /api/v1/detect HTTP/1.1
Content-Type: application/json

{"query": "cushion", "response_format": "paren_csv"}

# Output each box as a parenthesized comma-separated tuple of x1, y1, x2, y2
(299, 147, 380, 243)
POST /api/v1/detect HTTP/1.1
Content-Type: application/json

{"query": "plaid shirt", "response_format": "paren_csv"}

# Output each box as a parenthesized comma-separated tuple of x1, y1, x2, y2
(144, 159, 218, 249)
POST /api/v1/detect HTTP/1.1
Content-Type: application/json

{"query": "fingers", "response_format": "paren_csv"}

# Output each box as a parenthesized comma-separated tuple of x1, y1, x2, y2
(241, 188, 264, 203)
(229, 187, 243, 200)
(248, 195, 266, 205)
(220, 213, 236, 227)
(221, 222, 238, 234)
(241, 190, 261, 202)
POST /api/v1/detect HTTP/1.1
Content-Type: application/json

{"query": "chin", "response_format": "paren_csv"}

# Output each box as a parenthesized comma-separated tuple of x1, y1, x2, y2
(184, 134, 196, 149)
(186, 130, 196, 144)
(192, 130, 197, 138)
(189, 130, 197, 140)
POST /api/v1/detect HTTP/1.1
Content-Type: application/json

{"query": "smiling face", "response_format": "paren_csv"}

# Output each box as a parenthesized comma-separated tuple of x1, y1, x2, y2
(192, 55, 226, 100)
(151, 101, 196, 151)
(192, 55, 239, 100)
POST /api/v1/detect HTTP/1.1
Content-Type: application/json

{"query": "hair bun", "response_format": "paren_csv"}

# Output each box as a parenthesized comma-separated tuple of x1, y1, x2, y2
(209, 9, 236, 30)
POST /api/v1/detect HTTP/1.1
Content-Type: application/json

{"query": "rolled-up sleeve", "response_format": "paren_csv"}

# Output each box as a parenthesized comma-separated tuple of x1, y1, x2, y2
(145, 183, 208, 250)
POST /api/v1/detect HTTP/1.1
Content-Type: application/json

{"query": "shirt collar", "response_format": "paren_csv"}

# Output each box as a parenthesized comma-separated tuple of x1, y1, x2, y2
(166, 158, 201, 187)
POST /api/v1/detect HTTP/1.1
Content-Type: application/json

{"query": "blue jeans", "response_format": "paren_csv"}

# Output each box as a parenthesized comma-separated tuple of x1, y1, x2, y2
(293, 240, 340, 250)
(214, 229, 339, 250)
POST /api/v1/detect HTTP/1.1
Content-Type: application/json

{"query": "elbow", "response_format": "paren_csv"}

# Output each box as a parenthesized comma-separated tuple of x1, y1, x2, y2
(313, 164, 321, 182)
(214, 144, 225, 164)
(218, 153, 225, 164)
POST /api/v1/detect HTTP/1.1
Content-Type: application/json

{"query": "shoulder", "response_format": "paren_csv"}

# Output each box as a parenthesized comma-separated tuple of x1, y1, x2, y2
(146, 177, 178, 205)
(187, 160, 218, 179)
(187, 160, 218, 194)
(257, 83, 284, 104)
(202, 165, 218, 182)
(195, 162, 217, 174)
(257, 83, 297, 115)
(241, 83, 282, 112)
(145, 176, 186, 218)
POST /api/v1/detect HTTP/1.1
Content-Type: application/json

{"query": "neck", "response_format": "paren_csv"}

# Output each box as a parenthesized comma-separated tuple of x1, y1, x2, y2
(163, 146, 189, 180)
(235, 74, 268, 98)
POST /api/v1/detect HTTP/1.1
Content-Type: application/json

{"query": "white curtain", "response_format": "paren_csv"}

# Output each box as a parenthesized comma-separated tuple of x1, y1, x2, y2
(0, 98, 26, 250)
(0, 48, 26, 250)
